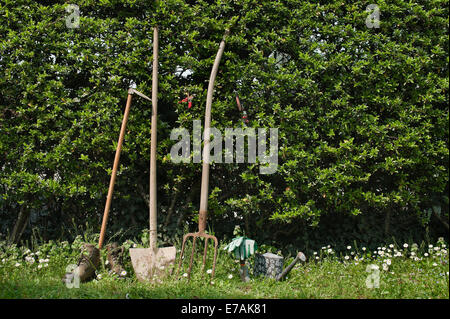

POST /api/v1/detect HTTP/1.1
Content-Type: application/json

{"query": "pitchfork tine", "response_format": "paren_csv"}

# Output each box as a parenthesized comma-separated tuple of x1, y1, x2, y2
(202, 238, 209, 271)
(177, 234, 188, 278)
(187, 235, 197, 279)
(211, 237, 218, 278)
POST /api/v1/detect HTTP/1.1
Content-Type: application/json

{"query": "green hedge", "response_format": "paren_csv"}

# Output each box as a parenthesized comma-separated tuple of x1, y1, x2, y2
(0, 0, 448, 249)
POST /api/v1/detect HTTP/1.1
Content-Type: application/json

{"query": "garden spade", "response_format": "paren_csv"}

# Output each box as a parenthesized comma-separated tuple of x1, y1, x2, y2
(129, 26, 176, 282)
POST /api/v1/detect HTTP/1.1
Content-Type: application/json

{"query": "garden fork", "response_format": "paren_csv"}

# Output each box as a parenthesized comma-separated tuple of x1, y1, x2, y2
(177, 29, 229, 280)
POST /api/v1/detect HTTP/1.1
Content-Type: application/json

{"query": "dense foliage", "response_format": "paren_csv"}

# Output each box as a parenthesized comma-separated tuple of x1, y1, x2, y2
(0, 0, 448, 250)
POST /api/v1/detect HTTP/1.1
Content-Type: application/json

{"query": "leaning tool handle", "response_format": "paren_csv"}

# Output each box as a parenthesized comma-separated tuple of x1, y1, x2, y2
(275, 252, 306, 281)
(149, 25, 159, 254)
(235, 95, 243, 112)
(235, 95, 249, 125)
(98, 91, 133, 249)
(198, 29, 229, 233)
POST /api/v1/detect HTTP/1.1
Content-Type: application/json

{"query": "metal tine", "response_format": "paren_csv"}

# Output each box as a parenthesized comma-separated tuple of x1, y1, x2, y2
(187, 235, 197, 279)
(202, 238, 209, 271)
(128, 88, 152, 102)
(177, 233, 218, 281)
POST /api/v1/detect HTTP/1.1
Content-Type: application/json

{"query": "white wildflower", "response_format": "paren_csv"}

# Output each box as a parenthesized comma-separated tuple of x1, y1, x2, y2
(120, 270, 127, 277)
(206, 269, 212, 274)
(228, 274, 233, 279)
(25, 256, 35, 264)
(403, 243, 408, 248)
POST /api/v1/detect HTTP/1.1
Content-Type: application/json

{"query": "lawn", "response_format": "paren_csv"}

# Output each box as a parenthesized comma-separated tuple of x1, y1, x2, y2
(0, 236, 448, 299)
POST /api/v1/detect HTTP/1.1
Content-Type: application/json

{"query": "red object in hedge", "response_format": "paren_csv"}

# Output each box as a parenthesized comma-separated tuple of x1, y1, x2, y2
(179, 93, 194, 109)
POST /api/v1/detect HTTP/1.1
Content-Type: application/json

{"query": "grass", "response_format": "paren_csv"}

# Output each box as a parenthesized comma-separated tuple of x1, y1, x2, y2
(0, 236, 448, 299)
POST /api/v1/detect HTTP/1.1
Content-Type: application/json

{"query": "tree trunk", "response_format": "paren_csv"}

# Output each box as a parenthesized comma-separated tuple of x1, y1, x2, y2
(177, 186, 197, 228)
(384, 210, 391, 236)
(164, 188, 180, 227)
(9, 205, 30, 245)
(433, 210, 449, 230)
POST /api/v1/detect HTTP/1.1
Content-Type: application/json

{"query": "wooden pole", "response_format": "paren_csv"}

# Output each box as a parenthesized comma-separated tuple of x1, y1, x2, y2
(149, 26, 159, 254)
